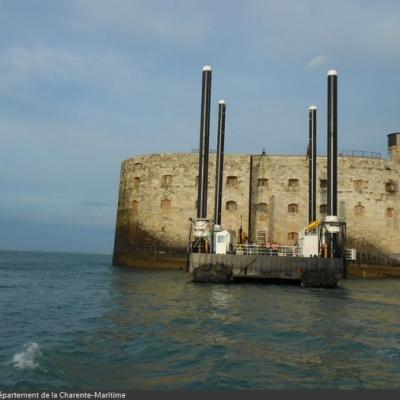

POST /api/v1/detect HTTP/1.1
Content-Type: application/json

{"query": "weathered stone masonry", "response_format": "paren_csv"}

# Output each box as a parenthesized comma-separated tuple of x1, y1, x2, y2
(113, 136, 400, 267)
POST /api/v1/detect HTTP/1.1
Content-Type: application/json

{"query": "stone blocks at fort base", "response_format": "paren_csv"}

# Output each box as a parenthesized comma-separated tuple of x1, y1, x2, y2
(113, 150, 400, 266)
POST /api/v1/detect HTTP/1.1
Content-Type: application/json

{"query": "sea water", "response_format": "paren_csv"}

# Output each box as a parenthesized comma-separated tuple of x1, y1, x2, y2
(0, 250, 399, 390)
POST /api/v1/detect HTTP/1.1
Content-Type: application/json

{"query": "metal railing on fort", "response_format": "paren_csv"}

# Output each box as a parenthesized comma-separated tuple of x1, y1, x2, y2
(235, 244, 302, 257)
(339, 149, 382, 159)
(354, 252, 400, 267)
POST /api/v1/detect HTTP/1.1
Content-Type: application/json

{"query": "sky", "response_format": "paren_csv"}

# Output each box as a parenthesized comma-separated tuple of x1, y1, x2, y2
(0, 0, 399, 254)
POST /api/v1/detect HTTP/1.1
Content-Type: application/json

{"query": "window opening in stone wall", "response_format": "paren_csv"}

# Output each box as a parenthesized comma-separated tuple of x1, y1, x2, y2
(353, 179, 366, 193)
(354, 202, 365, 216)
(132, 200, 139, 211)
(320, 179, 327, 190)
(133, 177, 140, 187)
(256, 203, 268, 214)
(319, 204, 327, 215)
(288, 203, 298, 213)
(287, 232, 298, 242)
(161, 175, 173, 188)
(386, 207, 395, 217)
(288, 179, 299, 190)
(226, 176, 238, 188)
(226, 201, 237, 211)
(134, 162, 142, 168)
(257, 178, 268, 187)
(385, 180, 398, 193)
(257, 231, 266, 245)
(194, 200, 198, 210)
(161, 199, 171, 209)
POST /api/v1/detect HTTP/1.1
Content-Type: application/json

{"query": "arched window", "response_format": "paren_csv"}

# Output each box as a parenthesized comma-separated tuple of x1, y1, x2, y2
(288, 179, 299, 190)
(226, 201, 237, 211)
(132, 200, 139, 211)
(134, 162, 142, 168)
(319, 204, 327, 215)
(226, 176, 238, 188)
(256, 203, 268, 214)
(133, 177, 140, 187)
(320, 179, 327, 190)
(386, 207, 395, 217)
(257, 178, 268, 187)
(161, 175, 173, 188)
(161, 199, 171, 209)
(288, 203, 298, 213)
(287, 232, 298, 242)
(354, 202, 365, 216)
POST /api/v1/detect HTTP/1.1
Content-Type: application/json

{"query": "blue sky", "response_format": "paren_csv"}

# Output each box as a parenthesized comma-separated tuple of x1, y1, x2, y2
(0, 0, 399, 253)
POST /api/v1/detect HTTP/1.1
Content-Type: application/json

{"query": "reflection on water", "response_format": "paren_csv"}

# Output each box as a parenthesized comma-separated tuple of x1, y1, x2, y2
(0, 251, 399, 389)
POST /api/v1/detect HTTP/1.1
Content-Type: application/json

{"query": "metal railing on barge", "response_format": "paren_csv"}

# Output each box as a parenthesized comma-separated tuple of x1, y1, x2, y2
(235, 244, 302, 257)
(234, 244, 357, 261)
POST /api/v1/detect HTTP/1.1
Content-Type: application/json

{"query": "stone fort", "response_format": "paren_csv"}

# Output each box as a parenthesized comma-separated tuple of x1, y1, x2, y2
(113, 133, 400, 267)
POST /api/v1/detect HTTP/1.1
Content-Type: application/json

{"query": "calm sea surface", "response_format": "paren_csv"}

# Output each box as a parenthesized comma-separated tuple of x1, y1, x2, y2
(0, 250, 399, 390)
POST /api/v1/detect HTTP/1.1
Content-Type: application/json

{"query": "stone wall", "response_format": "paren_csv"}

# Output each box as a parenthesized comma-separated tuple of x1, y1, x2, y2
(113, 151, 400, 264)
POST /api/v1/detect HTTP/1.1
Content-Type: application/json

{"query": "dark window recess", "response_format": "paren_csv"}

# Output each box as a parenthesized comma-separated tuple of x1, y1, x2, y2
(287, 232, 298, 242)
(256, 203, 268, 214)
(385, 180, 397, 193)
(386, 207, 395, 217)
(288, 179, 299, 190)
(320, 179, 327, 189)
(288, 203, 299, 213)
(226, 176, 238, 188)
(132, 200, 139, 211)
(319, 204, 327, 214)
(161, 175, 173, 188)
(226, 201, 237, 211)
(257, 178, 268, 187)
(161, 199, 171, 209)
(133, 177, 140, 187)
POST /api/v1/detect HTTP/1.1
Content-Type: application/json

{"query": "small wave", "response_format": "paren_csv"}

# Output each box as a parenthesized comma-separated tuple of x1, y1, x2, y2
(12, 342, 41, 369)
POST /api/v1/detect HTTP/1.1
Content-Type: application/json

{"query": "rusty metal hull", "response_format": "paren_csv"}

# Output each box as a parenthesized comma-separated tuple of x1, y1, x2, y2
(189, 253, 345, 287)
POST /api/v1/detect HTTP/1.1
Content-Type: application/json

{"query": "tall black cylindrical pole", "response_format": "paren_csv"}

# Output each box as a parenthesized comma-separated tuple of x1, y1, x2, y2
(327, 70, 337, 217)
(197, 66, 212, 219)
(308, 106, 317, 224)
(214, 100, 226, 226)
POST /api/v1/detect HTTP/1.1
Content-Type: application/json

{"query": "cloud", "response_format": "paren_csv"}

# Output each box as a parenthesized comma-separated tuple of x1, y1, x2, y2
(305, 56, 327, 70)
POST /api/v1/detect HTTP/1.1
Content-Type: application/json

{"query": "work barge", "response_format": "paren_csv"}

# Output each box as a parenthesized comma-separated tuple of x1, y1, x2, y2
(187, 66, 350, 288)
